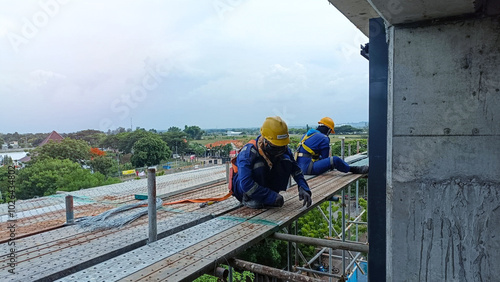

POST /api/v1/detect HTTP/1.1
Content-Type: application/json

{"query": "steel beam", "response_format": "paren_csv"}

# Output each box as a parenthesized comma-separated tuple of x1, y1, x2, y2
(368, 17, 388, 281)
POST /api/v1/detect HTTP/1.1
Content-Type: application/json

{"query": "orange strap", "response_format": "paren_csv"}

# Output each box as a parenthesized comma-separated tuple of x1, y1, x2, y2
(161, 139, 257, 206)
(161, 191, 233, 205)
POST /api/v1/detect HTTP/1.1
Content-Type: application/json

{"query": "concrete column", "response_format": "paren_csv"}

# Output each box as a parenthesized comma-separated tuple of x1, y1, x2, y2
(387, 16, 500, 281)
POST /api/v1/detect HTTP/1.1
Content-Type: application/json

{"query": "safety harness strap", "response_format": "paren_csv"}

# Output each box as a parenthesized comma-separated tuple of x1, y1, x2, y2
(296, 133, 319, 161)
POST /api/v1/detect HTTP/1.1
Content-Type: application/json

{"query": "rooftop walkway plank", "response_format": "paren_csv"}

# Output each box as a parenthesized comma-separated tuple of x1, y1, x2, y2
(0, 166, 226, 239)
(61, 171, 363, 281)
(1, 181, 240, 282)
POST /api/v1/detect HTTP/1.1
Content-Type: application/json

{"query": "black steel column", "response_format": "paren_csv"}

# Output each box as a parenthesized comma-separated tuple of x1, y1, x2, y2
(368, 17, 388, 281)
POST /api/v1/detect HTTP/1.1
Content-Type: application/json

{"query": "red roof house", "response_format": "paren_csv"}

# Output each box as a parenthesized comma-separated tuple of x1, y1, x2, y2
(39, 131, 64, 146)
(19, 131, 64, 163)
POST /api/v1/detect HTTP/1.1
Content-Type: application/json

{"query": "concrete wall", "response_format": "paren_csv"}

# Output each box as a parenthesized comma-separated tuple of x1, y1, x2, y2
(387, 16, 500, 281)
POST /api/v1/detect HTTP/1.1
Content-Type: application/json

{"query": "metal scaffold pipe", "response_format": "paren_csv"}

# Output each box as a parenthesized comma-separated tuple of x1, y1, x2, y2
(341, 137, 345, 160)
(295, 266, 341, 279)
(230, 259, 323, 282)
(65, 195, 74, 225)
(147, 167, 157, 243)
(271, 233, 369, 253)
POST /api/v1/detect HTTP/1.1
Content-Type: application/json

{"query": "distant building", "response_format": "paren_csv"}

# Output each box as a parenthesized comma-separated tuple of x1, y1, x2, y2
(226, 131, 242, 136)
(17, 155, 31, 166)
(205, 140, 243, 158)
(39, 131, 64, 146)
(9, 141, 19, 149)
(19, 131, 64, 163)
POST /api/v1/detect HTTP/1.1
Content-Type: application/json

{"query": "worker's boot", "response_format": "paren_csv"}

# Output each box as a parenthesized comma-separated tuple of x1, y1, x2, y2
(349, 165, 369, 174)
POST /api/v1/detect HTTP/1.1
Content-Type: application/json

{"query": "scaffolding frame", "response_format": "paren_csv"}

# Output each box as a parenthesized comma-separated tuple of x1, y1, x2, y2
(224, 179, 368, 281)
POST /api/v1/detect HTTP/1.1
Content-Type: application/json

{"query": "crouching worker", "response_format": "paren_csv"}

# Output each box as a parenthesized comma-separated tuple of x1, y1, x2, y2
(231, 116, 312, 209)
(296, 117, 369, 176)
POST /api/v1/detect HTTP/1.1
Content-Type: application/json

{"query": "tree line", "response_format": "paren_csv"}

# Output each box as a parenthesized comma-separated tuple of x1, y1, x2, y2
(0, 125, 210, 202)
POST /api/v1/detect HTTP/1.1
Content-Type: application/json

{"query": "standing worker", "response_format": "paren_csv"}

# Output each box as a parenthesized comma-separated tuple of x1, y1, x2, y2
(231, 116, 312, 209)
(296, 117, 369, 175)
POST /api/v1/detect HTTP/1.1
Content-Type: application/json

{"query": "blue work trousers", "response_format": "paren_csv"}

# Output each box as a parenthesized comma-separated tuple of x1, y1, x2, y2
(300, 156, 350, 175)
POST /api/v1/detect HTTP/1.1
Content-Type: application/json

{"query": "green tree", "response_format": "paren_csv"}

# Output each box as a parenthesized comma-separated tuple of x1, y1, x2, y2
(30, 133, 50, 147)
(358, 198, 368, 233)
(221, 143, 232, 157)
(100, 134, 120, 150)
(295, 202, 341, 258)
(289, 136, 301, 152)
(130, 135, 171, 167)
(289, 128, 307, 135)
(16, 158, 120, 199)
(167, 126, 182, 132)
(160, 131, 188, 156)
(89, 156, 116, 177)
(30, 138, 91, 165)
(1, 155, 13, 166)
(0, 166, 14, 203)
(184, 125, 204, 140)
(237, 238, 287, 268)
(194, 266, 254, 282)
(116, 130, 153, 154)
(188, 143, 206, 157)
(331, 139, 367, 156)
(334, 125, 358, 134)
(66, 129, 106, 146)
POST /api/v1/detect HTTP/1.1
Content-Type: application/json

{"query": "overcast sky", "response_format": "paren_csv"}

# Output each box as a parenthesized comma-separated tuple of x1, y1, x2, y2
(0, 0, 368, 134)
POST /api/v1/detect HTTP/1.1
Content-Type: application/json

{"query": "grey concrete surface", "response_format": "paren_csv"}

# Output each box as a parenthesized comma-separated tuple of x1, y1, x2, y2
(388, 16, 500, 281)
(371, 0, 475, 24)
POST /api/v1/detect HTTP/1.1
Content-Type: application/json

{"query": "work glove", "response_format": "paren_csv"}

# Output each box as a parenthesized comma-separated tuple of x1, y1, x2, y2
(273, 194, 284, 207)
(298, 186, 312, 207)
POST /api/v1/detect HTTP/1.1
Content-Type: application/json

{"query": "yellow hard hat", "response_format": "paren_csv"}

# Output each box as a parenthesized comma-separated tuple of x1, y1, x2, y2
(318, 117, 335, 134)
(260, 116, 290, 146)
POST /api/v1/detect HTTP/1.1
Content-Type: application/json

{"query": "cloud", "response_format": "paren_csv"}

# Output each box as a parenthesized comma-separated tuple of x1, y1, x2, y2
(29, 69, 66, 87)
(0, 0, 369, 133)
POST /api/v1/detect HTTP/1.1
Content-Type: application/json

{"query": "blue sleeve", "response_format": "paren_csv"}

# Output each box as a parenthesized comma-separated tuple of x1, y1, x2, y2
(287, 148, 310, 192)
(236, 144, 278, 205)
(318, 135, 330, 159)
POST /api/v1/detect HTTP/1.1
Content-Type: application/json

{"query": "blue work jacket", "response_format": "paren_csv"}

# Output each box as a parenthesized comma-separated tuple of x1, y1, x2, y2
(232, 136, 310, 206)
(296, 129, 330, 171)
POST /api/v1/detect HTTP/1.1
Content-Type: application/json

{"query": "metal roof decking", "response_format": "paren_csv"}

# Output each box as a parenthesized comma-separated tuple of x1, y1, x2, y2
(58, 172, 364, 281)
(2, 163, 366, 281)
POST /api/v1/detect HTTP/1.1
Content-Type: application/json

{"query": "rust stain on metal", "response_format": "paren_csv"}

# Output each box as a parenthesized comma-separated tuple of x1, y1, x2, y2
(0, 204, 112, 240)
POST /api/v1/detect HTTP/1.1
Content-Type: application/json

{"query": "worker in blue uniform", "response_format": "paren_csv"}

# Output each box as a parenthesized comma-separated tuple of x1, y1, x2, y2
(296, 117, 369, 175)
(231, 116, 312, 209)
